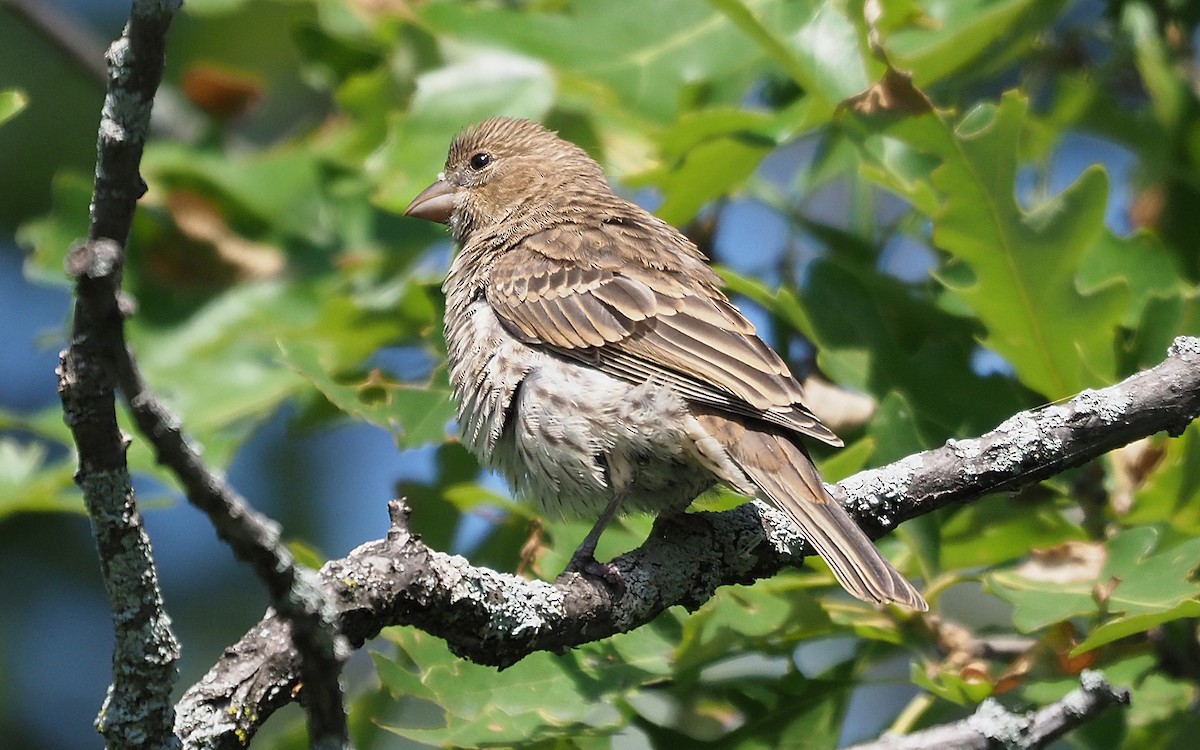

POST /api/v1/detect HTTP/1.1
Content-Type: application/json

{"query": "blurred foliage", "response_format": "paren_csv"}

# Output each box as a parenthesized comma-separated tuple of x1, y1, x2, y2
(5, 0, 1200, 747)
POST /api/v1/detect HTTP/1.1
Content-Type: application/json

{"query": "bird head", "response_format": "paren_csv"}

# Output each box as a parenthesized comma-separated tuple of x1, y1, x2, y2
(405, 117, 609, 244)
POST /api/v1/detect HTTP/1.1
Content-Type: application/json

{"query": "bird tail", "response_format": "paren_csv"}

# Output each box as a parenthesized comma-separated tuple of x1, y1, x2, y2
(694, 412, 928, 611)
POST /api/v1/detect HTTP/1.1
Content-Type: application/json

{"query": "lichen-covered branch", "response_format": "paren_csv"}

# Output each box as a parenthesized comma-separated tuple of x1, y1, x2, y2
(59, 0, 184, 744)
(837, 336, 1200, 534)
(175, 337, 1199, 748)
(62, 237, 182, 750)
(65, 0, 349, 747)
(845, 671, 1130, 750)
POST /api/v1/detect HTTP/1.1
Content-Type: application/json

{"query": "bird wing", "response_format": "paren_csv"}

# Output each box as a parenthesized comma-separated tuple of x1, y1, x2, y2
(484, 219, 840, 445)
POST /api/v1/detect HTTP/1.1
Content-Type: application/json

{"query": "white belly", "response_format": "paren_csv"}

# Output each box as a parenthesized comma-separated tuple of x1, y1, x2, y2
(445, 297, 714, 519)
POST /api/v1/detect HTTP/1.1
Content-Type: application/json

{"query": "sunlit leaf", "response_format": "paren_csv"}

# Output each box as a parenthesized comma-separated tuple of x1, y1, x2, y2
(707, 0, 866, 109)
(280, 340, 454, 448)
(989, 527, 1200, 633)
(375, 627, 673, 745)
(370, 49, 556, 212)
(418, 0, 805, 122)
(911, 660, 995, 706)
(880, 93, 1129, 398)
(883, 0, 1064, 85)
(940, 493, 1083, 570)
(0, 438, 80, 520)
(1073, 599, 1200, 655)
(0, 88, 27, 127)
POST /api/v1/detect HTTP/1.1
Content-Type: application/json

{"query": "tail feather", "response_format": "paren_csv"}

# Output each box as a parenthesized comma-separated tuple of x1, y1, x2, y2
(694, 411, 927, 611)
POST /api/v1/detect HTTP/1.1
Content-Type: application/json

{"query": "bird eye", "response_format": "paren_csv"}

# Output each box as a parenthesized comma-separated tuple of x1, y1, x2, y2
(468, 152, 492, 170)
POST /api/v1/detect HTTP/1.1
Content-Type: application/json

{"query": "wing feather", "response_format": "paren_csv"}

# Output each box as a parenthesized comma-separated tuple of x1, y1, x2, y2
(485, 220, 840, 445)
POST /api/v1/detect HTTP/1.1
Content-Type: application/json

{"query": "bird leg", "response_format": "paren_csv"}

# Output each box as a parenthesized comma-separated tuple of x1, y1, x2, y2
(561, 488, 627, 591)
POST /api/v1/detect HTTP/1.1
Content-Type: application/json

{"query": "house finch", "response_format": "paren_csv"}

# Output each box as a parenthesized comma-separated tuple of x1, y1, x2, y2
(405, 117, 926, 610)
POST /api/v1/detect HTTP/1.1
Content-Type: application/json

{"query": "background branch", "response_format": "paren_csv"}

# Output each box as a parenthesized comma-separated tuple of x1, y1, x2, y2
(175, 337, 1199, 748)
(845, 671, 1130, 750)
(1, 0, 108, 83)
(1, 0, 203, 142)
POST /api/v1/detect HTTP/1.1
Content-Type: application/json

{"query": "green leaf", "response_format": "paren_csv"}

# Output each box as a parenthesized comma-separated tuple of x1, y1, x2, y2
(280, 340, 454, 448)
(418, 0, 803, 123)
(676, 579, 834, 674)
(1121, 290, 1200, 374)
(721, 268, 818, 340)
(910, 661, 994, 706)
(370, 48, 556, 212)
(1123, 672, 1199, 744)
(126, 282, 309, 467)
(630, 101, 823, 225)
(892, 93, 1128, 398)
(17, 171, 93, 286)
(183, 0, 252, 13)
(989, 526, 1200, 633)
(321, 65, 403, 166)
(803, 258, 1027, 440)
(940, 493, 1082, 570)
(644, 133, 774, 225)
(1020, 653, 1154, 706)
(728, 255, 1027, 446)
(786, 0, 872, 103)
(1123, 2, 1188, 130)
(697, 671, 846, 750)
(1121, 426, 1200, 535)
(705, 0, 813, 94)
(0, 438, 81, 521)
(867, 391, 925, 464)
(854, 130, 943, 216)
(707, 0, 866, 109)
(818, 436, 875, 483)
(1073, 599, 1200, 655)
(537, 513, 654, 577)
(375, 626, 679, 745)
(1079, 230, 1183, 328)
(883, 0, 1064, 86)
(0, 88, 27, 126)
(142, 143, 327, 241)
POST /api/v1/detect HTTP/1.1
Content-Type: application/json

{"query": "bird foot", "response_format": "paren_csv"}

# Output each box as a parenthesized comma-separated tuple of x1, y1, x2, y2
(559, 551, 625, 597)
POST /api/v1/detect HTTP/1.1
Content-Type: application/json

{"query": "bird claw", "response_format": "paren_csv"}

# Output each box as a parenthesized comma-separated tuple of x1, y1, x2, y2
(559, 552, 625, 597)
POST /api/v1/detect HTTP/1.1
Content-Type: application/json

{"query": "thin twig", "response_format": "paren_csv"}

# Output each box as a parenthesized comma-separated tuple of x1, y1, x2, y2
(116, 351, 351, 749)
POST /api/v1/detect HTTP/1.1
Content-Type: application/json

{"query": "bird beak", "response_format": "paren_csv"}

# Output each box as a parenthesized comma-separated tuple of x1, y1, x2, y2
(404, 178, 457, 224)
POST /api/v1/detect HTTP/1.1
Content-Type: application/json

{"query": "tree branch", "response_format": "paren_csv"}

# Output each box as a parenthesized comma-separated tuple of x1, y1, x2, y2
(175, 336, 1199, 748)
(58, 0, 184, 745)
(60, 241, 182, 749)
(117, 346, 351, 750)
(845, 671, 1131, 750)
(64, 0, 348, 746)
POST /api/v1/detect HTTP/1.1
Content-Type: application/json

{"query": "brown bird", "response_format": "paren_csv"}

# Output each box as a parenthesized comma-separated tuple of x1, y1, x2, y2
(405, 117, 926, 610)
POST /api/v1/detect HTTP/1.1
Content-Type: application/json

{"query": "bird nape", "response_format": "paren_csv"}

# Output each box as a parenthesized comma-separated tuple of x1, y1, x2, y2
(405, 117, 927, 611)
